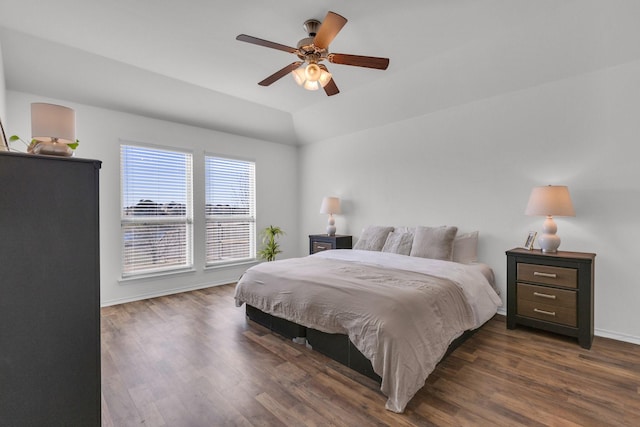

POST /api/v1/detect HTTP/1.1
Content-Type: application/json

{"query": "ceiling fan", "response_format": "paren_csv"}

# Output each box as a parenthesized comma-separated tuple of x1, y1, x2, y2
(236, 11, 389, 96)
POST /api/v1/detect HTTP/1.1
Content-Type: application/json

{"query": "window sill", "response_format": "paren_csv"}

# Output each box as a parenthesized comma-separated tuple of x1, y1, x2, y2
(204, 259, 260, 271)
(119, 267, 196, 283)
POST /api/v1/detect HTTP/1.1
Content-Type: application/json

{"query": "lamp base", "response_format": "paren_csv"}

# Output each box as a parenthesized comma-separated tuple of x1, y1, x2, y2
(538, 234, 561, 253)
(326, 215, 336, 236)
(538, 216, 561, 253)
(30, 141, 73, 157)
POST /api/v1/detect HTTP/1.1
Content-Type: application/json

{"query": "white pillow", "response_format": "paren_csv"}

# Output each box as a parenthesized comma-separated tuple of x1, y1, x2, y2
(381, 231, 413, 256)
(393, 226, 415, 237)
(409, 225, 458, 261)
(353, 226, 394, 251)
(452, 231, 479, 264)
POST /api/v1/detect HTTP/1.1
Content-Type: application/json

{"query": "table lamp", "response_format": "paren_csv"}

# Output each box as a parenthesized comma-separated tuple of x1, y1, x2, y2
(30, 103, 76, 156)
(525, 185, 575, 253)
(319, 196, 341, 236)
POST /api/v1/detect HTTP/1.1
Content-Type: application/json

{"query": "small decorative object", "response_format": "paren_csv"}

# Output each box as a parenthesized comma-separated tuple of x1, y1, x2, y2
(524, 231, 537, 250)
(319, 196, 341, 236)
(257, 225, 285, 262)
(525, 185, 575, 253)
(28, 103, 78, 156)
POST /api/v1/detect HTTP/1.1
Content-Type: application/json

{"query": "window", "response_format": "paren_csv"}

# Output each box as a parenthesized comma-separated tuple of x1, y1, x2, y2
(205, 156, 256, 265)
(121, 144, 193, 277)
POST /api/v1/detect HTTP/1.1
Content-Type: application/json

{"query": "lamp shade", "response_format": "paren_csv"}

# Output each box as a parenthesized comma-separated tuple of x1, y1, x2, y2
(319, 197, 341, 215)
(525, 185, 575, 217)
(31, 103, 76, 144)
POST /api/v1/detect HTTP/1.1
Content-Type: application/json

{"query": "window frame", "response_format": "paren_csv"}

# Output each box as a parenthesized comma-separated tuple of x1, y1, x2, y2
(120, 142, 194, 278)
(204, 153, 256, 267)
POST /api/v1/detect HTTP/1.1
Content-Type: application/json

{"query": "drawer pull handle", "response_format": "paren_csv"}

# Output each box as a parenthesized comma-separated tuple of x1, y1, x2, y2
(534, 308, 556, 317)
(533, 272, 557, 278)
(533, 292, 557, 300)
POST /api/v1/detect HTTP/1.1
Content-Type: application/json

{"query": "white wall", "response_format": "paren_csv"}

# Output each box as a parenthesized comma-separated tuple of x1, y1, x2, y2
(0, 40, 7, 135)
(299, 59, 640, 344)
(7, 90, 299, 306)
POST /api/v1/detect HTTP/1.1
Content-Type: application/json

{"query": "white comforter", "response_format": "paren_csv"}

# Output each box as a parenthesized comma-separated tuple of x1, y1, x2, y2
(234, 250, 501, 412)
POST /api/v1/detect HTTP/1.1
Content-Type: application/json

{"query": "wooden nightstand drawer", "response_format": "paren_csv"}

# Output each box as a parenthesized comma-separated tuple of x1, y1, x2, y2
(309, 235, 352, 255)
(517, 299, 577, 327)
(517, 263, 577, 289)
(313, 241, 333, 252)
(517, 283, 576, 310)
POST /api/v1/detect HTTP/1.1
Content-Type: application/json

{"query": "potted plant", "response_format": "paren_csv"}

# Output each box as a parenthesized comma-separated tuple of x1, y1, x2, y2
(257, 225, 285, 262)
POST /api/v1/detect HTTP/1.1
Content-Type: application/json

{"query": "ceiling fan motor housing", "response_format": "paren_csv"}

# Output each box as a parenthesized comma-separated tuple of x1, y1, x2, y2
(303, 19, 321, 37)
(297, 19, 329, 62)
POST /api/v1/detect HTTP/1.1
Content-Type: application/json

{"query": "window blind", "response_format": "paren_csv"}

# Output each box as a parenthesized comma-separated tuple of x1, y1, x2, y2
(205, 156, 256, 265)
(121, 144, 193, 276)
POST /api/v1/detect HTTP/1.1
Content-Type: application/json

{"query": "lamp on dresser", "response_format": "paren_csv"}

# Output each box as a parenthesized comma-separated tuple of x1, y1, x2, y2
(319, 196, 341, 236)
(525, 185, 575, 253)
(30, 103, 76, 157)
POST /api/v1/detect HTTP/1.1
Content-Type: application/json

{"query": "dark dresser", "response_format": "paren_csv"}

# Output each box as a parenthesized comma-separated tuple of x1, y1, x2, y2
(0, 152, 102, 425)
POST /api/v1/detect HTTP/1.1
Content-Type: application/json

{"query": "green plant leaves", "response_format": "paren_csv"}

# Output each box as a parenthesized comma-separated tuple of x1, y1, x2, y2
(258, 225, 285, 261)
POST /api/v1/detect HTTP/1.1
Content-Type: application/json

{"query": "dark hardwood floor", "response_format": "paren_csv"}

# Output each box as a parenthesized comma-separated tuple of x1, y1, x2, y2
(101, 284, 640, 426)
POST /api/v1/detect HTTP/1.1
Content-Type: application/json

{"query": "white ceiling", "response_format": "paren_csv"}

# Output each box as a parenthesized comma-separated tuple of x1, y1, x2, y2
(0, 0, 578, 144)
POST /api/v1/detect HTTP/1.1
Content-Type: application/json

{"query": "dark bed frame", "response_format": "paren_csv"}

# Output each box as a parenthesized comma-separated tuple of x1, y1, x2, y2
(246, 304, 476, 383)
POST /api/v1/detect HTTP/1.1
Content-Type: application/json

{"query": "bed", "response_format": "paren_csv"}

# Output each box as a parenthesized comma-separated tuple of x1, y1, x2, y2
(234, 226, 502, 413)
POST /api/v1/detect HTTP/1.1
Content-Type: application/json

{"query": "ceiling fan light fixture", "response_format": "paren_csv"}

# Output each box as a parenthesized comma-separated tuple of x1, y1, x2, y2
(304, 63, 321, 81)
(317, 68, 332, 87)
(292, 65, 332, 91)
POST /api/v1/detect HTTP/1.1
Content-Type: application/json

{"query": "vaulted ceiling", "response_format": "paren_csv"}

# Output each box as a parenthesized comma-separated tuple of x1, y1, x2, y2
(0, 0, 622, 145)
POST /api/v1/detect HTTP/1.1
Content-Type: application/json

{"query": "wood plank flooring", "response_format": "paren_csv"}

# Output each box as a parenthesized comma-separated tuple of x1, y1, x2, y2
(101, 284, 640, 426)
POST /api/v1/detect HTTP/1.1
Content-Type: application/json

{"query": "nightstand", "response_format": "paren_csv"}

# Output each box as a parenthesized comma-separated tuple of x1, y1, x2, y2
(309, 234, 352, 254)
(506, 248, 596, 349)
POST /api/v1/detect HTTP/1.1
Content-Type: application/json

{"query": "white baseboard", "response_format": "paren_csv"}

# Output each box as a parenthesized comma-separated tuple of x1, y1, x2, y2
(494, 307, 639, 346)
(100, 280, 233, 307)
(594, 328, 640, 346)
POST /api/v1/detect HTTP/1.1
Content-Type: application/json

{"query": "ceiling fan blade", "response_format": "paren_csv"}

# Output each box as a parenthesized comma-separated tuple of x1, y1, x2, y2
(328, 53, 389, 70)
(323, 78, 340, 96)
(236, 34, 297, 54)
(258, 61, 303, 86)
(313, 11, 347, 49)
(319, 64, 339, 96)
